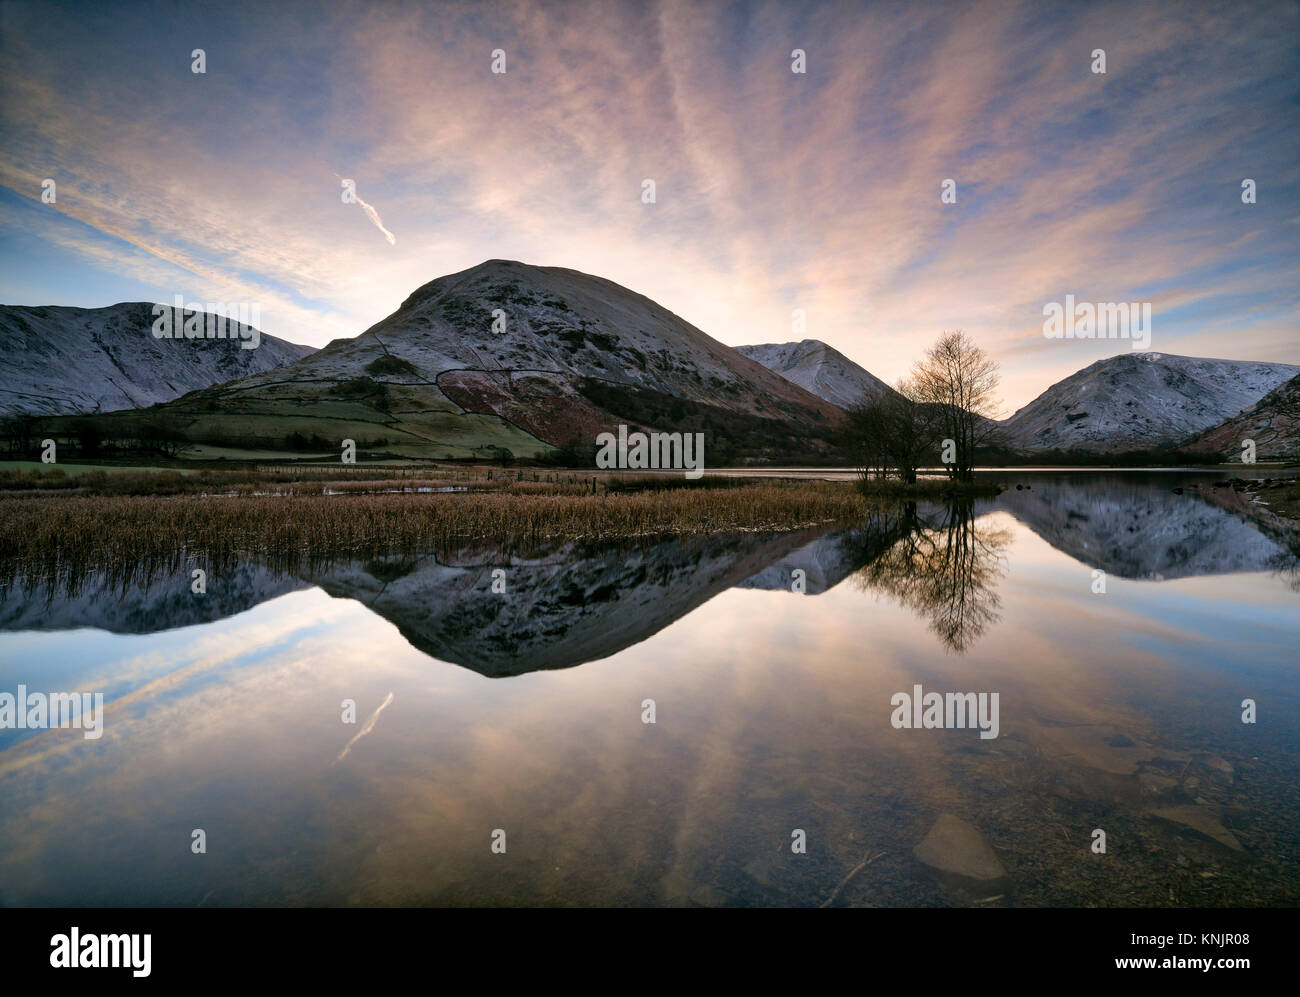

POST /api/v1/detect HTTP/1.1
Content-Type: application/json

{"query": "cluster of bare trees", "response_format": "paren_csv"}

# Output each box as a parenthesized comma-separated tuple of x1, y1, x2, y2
(842, 330, 1000, 483)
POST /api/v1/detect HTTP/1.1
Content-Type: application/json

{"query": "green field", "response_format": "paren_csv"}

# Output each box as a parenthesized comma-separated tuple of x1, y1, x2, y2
(0, 461, 197, 475)
(34, 377, 559, 462)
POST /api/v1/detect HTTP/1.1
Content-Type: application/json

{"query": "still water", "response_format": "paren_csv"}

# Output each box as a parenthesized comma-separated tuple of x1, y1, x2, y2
(1, 472, 1297, 906)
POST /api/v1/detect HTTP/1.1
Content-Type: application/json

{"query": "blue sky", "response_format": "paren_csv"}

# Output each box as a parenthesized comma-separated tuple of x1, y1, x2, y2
(1, 0, 1296, 410)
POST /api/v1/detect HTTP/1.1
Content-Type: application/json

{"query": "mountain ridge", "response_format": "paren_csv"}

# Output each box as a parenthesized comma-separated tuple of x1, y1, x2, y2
(0, 301, 314, 417)
(736, 338, 896, 409)
(51, 260, 844, 462)
(997, 352, 1300, 453)
(1182, 372, 1300, 460)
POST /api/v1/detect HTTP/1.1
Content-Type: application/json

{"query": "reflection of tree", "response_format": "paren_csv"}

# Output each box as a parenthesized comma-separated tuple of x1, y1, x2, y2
(850, 502, 1011, 652)
(1270, 542, 1300, 593)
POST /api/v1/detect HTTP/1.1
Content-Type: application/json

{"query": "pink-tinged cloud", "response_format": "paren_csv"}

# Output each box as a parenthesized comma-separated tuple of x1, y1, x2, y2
(0, 0, 1294, 410)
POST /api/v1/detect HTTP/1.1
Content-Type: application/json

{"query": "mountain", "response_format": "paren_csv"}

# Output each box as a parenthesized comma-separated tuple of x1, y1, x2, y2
(1181, 373, 1300, 461)
(998, 353, 1300, 453)
(736, 339, 894, 409)
(85, 261, 843, 462)
(0, 302, 314, 417)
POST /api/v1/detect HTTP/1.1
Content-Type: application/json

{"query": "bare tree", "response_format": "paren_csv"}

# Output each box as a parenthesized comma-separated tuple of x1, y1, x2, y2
(880, 377, 945, 483)
(841, 396, 890, 482)
(0, 411, 39, 455)
(911, 330, 1000, 482)
(842, 380, 944, 484)
(135, 417, 187, 458)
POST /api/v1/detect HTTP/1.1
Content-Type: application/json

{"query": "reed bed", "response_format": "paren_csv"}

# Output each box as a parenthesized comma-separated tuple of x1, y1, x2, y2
(0, 465, 603, 497)
(0, 480, 873, 581)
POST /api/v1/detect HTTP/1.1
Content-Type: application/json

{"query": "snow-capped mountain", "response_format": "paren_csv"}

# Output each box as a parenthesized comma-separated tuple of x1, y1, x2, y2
(0, 302, 314, 416)
(155, 260, 844, 461)
(736, 339, 895, 409)
(998, 353, 1300, 453)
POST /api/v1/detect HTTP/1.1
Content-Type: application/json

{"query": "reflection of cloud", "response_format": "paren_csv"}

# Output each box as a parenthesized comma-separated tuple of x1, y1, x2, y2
(0, 592, 343, 771)
(334, 691, 395, 764)
(0, 531, 1295, 904)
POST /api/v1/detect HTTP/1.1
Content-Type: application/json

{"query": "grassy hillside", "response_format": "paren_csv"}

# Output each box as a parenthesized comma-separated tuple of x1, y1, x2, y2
(25, 376, 555, 462)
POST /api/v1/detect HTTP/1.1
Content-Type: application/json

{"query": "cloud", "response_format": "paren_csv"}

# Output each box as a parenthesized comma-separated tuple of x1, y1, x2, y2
(0, 0, 1295, 408)
(357, 194, 397, 245)
(332, 169, 396, 245)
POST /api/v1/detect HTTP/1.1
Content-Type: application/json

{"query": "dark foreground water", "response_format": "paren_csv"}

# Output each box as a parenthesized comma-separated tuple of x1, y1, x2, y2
(1, 471, 1297, 906)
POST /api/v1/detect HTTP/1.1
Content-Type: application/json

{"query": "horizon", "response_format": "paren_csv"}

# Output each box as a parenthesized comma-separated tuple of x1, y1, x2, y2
(1, 0, 1297, 412)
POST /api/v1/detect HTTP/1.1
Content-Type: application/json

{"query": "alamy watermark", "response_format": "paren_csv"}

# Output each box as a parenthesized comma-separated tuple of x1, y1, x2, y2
(1043, 294, 1151, 350)
(50, 928, 150, 976)
(0, 685, 103, 739)
(151, 295, 261, 349)
(595, 425, 705, 479)
(890, 684, 999, 739)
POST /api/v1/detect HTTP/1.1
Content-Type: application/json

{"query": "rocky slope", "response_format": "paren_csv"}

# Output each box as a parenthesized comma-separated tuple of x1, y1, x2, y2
(736, 339, 894, 409)
(1181, 373, 1300, 461)
(999, 353, 1300, 454)
(0, 302, 313, 416)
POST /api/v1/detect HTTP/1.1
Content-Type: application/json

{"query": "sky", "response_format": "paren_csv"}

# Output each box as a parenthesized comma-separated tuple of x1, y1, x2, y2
(0, 0, 1296, 413)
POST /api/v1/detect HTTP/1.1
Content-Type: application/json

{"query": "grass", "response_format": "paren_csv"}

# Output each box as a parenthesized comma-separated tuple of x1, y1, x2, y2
(0, 463, 612, 496)
(0, 461, 196, 476)
(1267, 480, 1300, 521)
(603, 474, 757, 494)
(40, 377, 558, 461)
(0, 476, 880, 585)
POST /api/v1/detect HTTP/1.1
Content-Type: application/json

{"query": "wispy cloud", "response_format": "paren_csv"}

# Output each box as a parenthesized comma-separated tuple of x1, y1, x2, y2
(331, 168, 396, 245)
(0, 0, 1295, 408)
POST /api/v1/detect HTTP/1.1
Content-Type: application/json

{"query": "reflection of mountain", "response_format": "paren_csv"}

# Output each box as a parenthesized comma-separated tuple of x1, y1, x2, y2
(734, 520, 911, 594)
(307, 530, 825, 676)
(994, 476, 1288, 579)
(0, 562, 308, 633)
(2, 476, 1295, 672)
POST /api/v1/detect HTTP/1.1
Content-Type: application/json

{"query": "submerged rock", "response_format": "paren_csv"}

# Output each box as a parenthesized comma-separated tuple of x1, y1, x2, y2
(913, 814, 1008, 886)
(1151, 805, 1243, 852)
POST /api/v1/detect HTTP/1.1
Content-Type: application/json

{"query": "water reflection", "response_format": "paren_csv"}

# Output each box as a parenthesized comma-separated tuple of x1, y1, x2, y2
(850, 502, 1012, 653)
(0, 472, 1297, 906)
(4, 473, 1294, 669)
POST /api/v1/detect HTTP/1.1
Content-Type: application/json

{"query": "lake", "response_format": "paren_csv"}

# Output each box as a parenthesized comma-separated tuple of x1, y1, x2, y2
(1, 470, 1297, 906)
